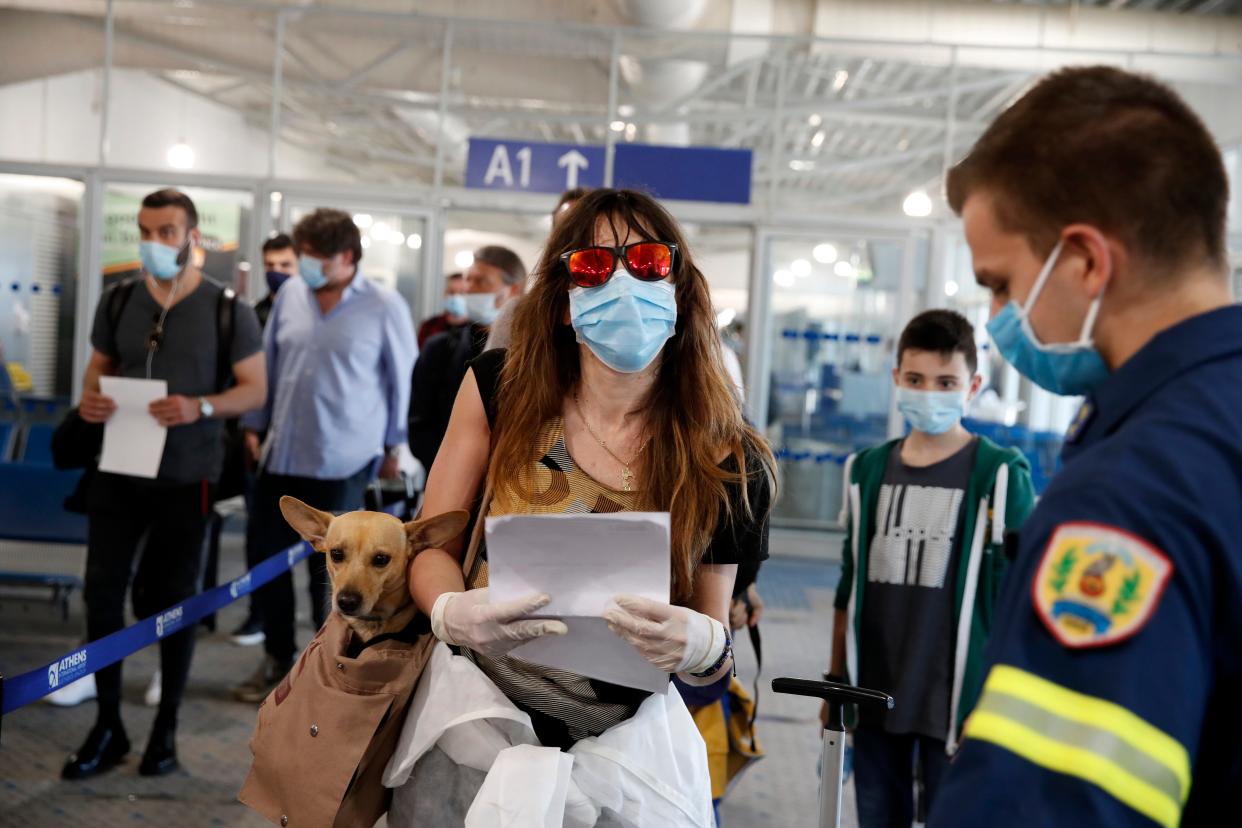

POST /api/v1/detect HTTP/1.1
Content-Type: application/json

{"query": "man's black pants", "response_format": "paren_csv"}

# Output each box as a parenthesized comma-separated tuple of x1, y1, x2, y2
(85, 472, 211, 721)
(246, 466, 370, 663)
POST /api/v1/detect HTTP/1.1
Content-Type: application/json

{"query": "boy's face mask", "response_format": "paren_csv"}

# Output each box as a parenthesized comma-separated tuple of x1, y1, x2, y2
(896, 387, 968, 435)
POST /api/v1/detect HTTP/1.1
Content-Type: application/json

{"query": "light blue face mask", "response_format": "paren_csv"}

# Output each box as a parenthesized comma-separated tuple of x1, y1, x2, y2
(896, 386, 968, 435)
(464, 292, 504, 325)
(569, 272, 677, 374)
(139, 240, 187, 281)
(299, 254, 329, 290)
(985, 239, 1110, 397)
(443, 294, 468, 319)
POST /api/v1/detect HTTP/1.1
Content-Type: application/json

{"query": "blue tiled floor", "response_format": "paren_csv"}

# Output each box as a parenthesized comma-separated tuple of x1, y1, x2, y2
(755, 557, 840, 611)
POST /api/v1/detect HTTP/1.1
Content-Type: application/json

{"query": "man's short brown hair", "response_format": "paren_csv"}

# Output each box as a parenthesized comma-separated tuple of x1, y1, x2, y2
(946, 65, 1229, 272)
(292, 208, 363, 265)
(141, 188, 198, 230)
(474, 245, 526, 285)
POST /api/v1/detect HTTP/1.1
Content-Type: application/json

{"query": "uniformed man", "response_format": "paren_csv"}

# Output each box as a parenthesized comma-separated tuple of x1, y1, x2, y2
(927, 66, 1239, 827)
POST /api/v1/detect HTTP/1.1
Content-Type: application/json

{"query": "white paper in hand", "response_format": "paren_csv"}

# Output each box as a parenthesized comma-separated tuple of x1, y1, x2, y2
(98, 377, 168, 479)
(486, 512, 671, 693)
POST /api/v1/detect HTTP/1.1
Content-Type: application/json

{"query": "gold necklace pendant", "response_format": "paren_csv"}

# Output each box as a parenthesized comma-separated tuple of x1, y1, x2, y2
(574, 391, 648, 492)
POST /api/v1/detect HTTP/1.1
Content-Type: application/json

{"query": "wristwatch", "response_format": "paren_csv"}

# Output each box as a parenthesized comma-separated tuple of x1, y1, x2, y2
(198, 396, 214, 419)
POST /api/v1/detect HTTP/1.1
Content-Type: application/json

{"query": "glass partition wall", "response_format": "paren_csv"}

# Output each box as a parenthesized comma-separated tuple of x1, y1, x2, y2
(760, 230, 920, 528)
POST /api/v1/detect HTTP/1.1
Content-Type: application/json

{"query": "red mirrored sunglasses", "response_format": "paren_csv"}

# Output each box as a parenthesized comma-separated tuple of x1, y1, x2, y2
(560, 241, 679, 288)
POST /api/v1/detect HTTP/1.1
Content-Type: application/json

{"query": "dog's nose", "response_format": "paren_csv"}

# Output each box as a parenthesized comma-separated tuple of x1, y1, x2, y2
(336, 591, 362, 615)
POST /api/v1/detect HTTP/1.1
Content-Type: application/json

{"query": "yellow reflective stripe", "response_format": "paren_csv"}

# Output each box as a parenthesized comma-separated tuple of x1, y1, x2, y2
(968, 710, 1181, 828)
(986, 664, 1191, 800)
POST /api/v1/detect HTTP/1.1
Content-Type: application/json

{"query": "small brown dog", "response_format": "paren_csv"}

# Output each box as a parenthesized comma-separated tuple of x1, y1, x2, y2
(240, 498, 469, 828)
(279, 495, 469, 641)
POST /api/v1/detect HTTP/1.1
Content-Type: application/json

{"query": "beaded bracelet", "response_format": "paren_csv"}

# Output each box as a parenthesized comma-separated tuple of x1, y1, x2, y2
(689, 626, 733, 678)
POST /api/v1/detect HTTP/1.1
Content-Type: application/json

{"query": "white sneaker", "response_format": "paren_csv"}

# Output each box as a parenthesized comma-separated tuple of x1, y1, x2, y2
(144, 670, 162, 707)
(44, 673, 97, 707)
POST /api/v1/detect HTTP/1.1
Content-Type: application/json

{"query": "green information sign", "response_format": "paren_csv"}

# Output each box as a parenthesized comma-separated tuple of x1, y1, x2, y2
(103, 191, 243, 273)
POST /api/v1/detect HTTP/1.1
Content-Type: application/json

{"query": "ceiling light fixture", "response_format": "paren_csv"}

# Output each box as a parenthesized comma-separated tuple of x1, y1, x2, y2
(813, 243, 838, 264)
(902, 189, 933, 218)
(791, 258, 812, 278)
(166, 142, 195, 170)
(773, 269, 795, 288)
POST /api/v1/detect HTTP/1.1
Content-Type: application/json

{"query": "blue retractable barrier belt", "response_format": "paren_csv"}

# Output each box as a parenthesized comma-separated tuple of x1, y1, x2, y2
(1, 538, 314, 715)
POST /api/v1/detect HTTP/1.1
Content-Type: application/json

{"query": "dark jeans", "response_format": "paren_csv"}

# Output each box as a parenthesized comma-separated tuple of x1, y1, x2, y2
(247, 466, 370, 663)
(85, 472, 211, 721)
(853, 726, 950, 828)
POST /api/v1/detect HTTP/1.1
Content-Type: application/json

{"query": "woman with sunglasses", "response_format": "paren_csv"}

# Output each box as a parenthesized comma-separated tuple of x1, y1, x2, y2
(387, 189, 775, 825)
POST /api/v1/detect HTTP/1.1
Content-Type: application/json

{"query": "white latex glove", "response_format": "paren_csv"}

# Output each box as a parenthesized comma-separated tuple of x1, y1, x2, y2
(431, 588, 568, 658)
(602, 594, 727, 675)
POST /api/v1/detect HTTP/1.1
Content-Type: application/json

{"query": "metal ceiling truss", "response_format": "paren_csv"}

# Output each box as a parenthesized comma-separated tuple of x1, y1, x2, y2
(12, 1, 1239, 214)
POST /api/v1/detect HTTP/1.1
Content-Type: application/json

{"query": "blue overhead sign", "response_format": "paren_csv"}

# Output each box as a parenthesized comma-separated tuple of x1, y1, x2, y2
(465, 138, 605, 195)
(465, 138, 753, 205)
(613, 144, 751, 205)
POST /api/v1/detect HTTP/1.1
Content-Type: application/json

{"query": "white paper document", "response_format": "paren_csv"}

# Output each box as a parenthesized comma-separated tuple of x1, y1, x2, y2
(98, 377, 168, 479)
(486, 512, 671, 693)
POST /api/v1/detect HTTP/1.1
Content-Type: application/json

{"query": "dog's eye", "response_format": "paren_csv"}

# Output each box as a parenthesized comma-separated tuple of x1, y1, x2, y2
(371, 553, 391, 568)
(329, 549, 345, 563)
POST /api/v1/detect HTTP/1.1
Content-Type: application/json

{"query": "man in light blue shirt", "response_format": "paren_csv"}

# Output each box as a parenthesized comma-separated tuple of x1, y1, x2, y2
(233, 208, 417, 701)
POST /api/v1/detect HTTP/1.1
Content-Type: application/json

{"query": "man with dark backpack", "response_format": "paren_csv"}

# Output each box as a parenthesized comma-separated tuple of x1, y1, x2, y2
(65, 188, 265, 781)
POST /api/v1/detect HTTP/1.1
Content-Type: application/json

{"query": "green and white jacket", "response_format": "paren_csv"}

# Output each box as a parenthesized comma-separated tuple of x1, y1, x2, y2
(833, 436, 1036, 752)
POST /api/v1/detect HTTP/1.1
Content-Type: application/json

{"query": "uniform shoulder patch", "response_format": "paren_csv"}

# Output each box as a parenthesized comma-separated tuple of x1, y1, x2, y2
(1032, 522, 1173, 649)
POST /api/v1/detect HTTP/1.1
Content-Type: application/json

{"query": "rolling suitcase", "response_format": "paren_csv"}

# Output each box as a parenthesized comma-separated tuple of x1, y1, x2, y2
(772, 676, 894, 828)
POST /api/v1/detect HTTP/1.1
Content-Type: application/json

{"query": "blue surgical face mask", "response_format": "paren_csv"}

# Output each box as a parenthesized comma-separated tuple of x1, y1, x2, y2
(464, 292, 503, 325)
(896, 386, 968, 436)
(985, 239, 1110, 397)
(139, 240, 187, 281)
(265, 270, 291, 295)
(443, 294, 468, 319)
(569, 272, 677, 374)
(299, 255, 329, 290)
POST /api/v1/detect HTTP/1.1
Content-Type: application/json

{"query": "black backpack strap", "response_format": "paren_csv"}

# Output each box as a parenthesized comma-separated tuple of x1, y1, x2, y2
(104, 277, 139, 354)
(215, 286, 237, 392)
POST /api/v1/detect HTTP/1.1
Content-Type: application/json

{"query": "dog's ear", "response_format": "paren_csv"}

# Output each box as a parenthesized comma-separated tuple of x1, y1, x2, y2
(279, 496, 335, 550)
(405, 509, 470, 552)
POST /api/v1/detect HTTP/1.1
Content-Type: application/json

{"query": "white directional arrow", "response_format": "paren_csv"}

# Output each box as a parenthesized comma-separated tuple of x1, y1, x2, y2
(557, 149, 589, 189)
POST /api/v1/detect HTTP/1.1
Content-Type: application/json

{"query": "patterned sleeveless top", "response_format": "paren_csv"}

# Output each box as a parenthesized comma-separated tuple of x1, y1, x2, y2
(463, 416, 654, 746)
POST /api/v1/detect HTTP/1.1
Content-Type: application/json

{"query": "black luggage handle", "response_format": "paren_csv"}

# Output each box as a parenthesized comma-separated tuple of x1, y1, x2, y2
(772, 677, 894, 732)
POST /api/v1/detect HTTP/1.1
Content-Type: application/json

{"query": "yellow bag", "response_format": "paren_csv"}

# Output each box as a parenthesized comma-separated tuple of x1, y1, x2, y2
(688, 676, 764, 800)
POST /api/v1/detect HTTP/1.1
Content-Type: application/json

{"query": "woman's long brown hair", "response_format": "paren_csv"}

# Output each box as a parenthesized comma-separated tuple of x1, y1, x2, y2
(489, 189, 777, 602)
